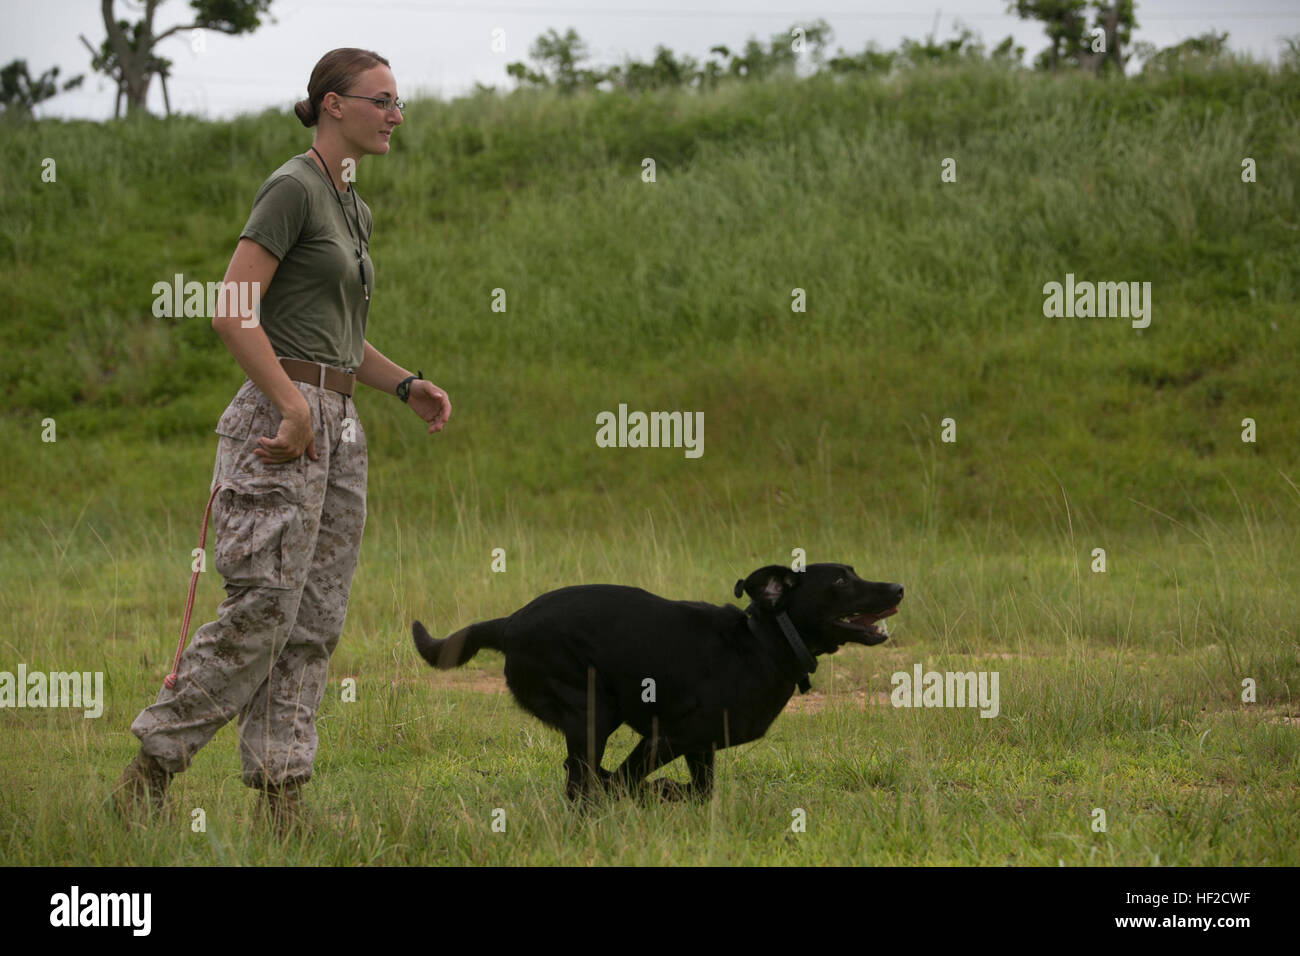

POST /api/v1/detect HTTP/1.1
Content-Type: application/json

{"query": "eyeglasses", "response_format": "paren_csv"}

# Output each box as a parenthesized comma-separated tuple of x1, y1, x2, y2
(337, 93, 405, 112)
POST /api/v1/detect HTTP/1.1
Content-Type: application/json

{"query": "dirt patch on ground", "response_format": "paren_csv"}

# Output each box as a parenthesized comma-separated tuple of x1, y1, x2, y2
(416, 671, 509, 694)
(345, 671, 510, 694)
(785, 689, 892, 714)
(444, 673, 509, 694)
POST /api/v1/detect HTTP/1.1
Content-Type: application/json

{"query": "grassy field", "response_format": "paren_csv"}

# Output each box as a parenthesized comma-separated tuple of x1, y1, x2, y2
(1, 57, 1298, 865)
(3, 513, 1298, 865)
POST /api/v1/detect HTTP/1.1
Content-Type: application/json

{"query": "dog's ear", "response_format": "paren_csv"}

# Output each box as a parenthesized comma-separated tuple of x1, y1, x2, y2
(737, 565, 800, 611)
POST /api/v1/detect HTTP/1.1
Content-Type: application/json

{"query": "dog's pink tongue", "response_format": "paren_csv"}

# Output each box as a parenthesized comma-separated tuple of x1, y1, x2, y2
(853, 607, 898, 626)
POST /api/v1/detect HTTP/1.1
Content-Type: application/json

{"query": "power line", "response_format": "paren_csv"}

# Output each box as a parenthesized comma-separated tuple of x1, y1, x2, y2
(299, 2, 1300, 21)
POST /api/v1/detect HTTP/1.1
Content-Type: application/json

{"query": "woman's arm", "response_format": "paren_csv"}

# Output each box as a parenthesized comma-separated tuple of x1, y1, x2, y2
(212, 238, 317, 462)
(357, 340, 452, 434)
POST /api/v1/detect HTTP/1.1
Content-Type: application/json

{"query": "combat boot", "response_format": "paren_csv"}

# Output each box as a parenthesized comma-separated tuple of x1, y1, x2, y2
(261, 780, 305, 836)
(112, 750, 173, 825)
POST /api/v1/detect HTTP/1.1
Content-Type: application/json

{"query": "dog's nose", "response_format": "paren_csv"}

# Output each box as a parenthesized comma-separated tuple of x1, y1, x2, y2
(891, 584, 904, 603)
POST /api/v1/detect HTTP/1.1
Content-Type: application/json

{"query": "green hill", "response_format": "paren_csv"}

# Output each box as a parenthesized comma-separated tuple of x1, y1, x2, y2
(2, 59, 1297, 539)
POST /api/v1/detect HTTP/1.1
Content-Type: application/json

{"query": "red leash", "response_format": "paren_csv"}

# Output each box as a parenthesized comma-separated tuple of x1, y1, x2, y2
(165, 483, 223, 690)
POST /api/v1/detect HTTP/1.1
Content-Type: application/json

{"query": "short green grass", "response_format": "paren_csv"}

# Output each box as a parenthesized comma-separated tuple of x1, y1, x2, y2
(1, 499, 1296, 865)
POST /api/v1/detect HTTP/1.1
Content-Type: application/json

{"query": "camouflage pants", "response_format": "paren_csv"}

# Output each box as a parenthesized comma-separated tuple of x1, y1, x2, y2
(131, 377, 367, 788)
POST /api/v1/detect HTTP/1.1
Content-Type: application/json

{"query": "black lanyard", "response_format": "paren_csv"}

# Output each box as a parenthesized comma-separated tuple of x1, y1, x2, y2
(310, 146, 370, 303)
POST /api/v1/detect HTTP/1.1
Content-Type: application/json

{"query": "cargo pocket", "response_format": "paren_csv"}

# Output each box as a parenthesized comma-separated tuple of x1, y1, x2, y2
(214, 399, 256, 441)
(208, 386, 312, 589)
(212, 392, 308, 503)
(211, 486, 300, 589)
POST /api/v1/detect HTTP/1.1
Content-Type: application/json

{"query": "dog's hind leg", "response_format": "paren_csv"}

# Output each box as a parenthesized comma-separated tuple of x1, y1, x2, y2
(685, 749, 715, 799)
(562, 734, 612, 805)
(561, 667, 618, 804)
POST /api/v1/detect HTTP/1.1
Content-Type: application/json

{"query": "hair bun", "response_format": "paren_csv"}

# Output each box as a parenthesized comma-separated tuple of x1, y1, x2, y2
(293, 98, 317, 127)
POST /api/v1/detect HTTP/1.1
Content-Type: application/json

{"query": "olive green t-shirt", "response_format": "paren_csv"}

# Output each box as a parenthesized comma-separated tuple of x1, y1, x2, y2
(239, 154, 373, 370)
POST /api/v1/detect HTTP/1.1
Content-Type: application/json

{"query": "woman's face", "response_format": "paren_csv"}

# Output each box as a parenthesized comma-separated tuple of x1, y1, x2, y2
(335, 63, 403, 157)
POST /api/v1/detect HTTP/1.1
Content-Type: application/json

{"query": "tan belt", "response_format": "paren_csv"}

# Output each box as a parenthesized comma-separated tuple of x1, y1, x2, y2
(279, 357, 355, 396)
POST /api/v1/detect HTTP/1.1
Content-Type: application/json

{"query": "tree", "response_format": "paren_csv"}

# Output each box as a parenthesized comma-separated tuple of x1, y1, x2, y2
(695, 45, 737, 90)
(507, 22, 836, 95)
(827, 43, 897, 77)
(827, 23, 1023, 76)
(1137, 31, 1229, 73)
(0, 60, 84, 119)
(506, 27, 608, 94)
(80, 0, 273, 118)
(1283, 35, 1300, 72)
(1009, 1, 1136, 74)
(608, 46, 698, 94)
(897, 22, 1021, 68)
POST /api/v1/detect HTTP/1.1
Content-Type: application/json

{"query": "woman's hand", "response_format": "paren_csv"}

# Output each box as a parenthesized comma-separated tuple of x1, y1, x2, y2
(408, 380, 451, 434)
(256, 402, 319, 463)
(354, 342, 450, 433)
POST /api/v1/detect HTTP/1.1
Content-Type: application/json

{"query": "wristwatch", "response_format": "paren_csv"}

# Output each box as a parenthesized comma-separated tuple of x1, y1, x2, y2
(396, 369, 423, 403)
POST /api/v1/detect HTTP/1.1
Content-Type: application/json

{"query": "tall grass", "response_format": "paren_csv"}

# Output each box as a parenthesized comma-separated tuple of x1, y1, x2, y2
(2, 61, 1297, 536)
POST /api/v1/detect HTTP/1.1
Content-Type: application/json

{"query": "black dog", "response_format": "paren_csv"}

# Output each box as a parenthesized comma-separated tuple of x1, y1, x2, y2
(412, 563, 901, 802)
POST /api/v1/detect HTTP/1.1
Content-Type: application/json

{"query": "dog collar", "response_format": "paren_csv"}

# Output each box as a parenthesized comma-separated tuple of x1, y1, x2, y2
(747, 611, 817, 694)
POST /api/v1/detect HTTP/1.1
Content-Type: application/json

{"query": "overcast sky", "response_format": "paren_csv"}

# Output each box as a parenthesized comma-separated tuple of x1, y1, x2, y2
(7, 0, 1299, 120)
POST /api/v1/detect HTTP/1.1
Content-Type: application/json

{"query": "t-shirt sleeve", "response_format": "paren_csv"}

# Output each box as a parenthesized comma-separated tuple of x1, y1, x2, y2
(239, 175, 310, 260)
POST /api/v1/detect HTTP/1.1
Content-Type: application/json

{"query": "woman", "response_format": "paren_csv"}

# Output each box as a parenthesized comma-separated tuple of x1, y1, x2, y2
(114, 48, 450, 831)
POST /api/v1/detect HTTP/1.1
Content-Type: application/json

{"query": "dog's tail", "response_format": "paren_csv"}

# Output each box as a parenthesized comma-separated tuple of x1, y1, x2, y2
(412, 618, 508, 670)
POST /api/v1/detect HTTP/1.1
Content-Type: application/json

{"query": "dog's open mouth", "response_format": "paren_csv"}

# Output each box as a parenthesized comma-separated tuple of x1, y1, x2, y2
(832, 606, 897, 642)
